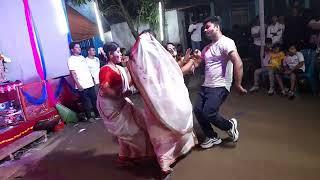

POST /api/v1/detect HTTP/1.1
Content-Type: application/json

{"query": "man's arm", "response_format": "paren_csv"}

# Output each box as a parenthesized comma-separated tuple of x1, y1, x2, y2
(286, 62, 304, 74)
(252, 32, 260, 38)
(69, 70, 83, 91)
(229, 51, 247, 94)
(292, 62, 304, 71)
(251, 28, 260, 38)
(308, 20, 320, 30)
(183, 48, 192, 63)
(190, 29, 196, 35)
(266, 26, 272, 38)
(188, 24, 196, 35)
(181, 59, 195, 75)
(287, 53, 304, 73)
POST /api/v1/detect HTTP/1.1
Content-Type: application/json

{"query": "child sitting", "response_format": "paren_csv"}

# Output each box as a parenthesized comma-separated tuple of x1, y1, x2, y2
(275, 44, 305, 99)
(249, 39, 285, 95)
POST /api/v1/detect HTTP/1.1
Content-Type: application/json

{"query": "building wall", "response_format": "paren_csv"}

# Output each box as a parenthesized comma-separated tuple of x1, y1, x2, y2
(177, 11, 188, 52)
(165, 10, 181, 44)
(164, 10, 189, 51)
(0, 0, 70, 83)
(110, 22, 150, 50)
(66, 0, 109, 31)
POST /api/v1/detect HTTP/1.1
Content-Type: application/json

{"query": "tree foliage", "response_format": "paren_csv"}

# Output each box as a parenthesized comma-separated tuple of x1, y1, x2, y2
(70, 0, 160, 39)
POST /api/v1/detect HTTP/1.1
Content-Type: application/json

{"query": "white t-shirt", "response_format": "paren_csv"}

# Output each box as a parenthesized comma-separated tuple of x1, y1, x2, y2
(279, 23, 285, 33)
(283, 52, 305, 72)
(188, 23, 203, 42)
(202, 35, 236, 91)
(267, 22, 284, 44)
(251, 25, 261, 46)
(85, 57, 100, 84)
(67, 55, 95, 89)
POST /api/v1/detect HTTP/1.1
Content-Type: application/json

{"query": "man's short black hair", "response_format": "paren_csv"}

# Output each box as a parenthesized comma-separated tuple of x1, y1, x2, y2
(69, 42, 79, 50)
(203, 16, 222, 27)
(165, 42, 175, 48)
(86, 46, 95, 51)
(288, 43, 297, 50)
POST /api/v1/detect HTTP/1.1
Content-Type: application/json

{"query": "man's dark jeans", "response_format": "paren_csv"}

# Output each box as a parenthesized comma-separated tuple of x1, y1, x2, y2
(78, 86, 99, 118)
(194, 86, 232, 138)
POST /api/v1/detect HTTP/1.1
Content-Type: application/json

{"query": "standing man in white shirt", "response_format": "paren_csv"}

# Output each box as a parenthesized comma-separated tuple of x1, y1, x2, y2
(85, 46, 100, 92)
(267, 16, 284, 45)
(251, 17, 262, 68)
(68, 42, 99, 121)
(193, 16, 247, 149)
(188, 17, 203, 50)
(278, 16, 285, 33)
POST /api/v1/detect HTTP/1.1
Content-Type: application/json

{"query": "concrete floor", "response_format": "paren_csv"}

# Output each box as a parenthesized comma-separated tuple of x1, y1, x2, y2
(3, 76, 320, 180)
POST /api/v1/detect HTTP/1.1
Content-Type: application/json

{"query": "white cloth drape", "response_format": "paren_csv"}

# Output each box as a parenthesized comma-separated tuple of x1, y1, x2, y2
(129, 33, 194, 135)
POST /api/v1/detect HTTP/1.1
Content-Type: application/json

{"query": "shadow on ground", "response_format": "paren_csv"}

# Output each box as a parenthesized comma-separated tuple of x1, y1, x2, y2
(20, 150, 167, 180)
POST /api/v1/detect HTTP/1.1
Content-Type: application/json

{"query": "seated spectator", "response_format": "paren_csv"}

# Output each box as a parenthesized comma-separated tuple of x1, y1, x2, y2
(275, 44, 305, 99)
(249, 39, 285, 95)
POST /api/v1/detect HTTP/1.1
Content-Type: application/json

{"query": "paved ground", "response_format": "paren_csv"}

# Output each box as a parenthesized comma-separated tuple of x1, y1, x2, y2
(2, 75, 320, 180)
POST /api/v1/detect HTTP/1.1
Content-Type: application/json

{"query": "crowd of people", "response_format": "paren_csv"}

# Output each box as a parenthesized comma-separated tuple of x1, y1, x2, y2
(247, 5, 320, 99)
(61, 0, 320, 178)
(64, 3, 319, 176)
(66, 16, 246, 177)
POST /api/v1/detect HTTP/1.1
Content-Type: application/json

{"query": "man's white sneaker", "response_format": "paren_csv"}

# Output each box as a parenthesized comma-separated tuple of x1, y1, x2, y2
(288, 90, 295, 100)
(228, 118, 239, 142)
(267, 88, 274, 95)
(200, 137, 222, 149)
(249, 86, 259, 92)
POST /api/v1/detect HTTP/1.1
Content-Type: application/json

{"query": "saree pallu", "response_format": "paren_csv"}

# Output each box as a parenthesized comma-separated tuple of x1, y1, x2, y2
(129, 33, 198, 171)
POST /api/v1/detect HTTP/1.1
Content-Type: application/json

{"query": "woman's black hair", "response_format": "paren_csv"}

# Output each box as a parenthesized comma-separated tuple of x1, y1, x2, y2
(103, 42, 120, 59)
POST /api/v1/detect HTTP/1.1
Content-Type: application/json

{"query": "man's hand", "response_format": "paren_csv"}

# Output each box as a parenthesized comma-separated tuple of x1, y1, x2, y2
(185, 48, 192, 58)
(183, 48, 192, 63)
(284, 70, 292, 74)
(193, 49, 202, 59)
(235, 84, 247, 95)
(122, 56, 129, 63)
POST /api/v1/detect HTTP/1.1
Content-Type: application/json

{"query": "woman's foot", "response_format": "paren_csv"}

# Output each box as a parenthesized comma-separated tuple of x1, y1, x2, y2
(160, 168, 173, 179)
